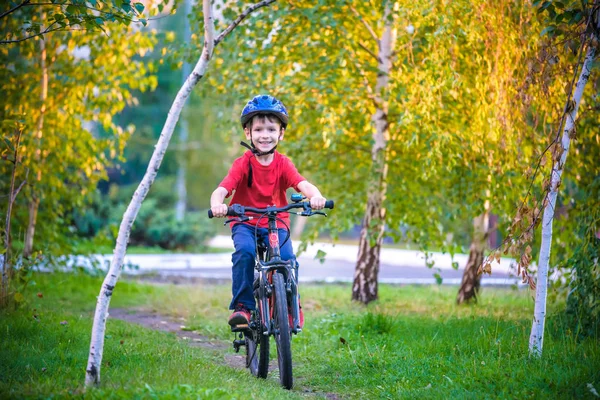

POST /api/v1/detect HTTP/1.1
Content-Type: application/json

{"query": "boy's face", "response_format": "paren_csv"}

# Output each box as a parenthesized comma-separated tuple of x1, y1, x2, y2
(244, 116, 284, 153)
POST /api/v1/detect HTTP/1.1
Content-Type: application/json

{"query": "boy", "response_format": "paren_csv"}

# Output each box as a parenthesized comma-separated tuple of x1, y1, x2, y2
(210, 94, 327, 328)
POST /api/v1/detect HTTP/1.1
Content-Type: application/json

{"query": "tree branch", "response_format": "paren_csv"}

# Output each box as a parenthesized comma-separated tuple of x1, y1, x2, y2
(349, 5, 380, 46)
(0, 26, 106, 44)
(513, 25, 588, 216)
(214, 0, 277, 46)
(358, 41, 381, 63)
(11, 178, 27, 203)
(24, 2, 140, 21)
(0, 0, 30, 20)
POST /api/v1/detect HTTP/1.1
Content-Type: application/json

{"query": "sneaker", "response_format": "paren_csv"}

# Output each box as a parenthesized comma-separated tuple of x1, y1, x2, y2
(228, 303, 251, 327)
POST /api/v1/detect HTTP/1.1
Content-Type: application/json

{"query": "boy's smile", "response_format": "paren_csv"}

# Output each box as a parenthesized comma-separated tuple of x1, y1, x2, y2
(245, 117, 284, 154)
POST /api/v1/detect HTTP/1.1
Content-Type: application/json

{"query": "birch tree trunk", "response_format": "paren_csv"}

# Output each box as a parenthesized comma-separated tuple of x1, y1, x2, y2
(529, 31, 598, 357)
(175, 0, 192, 221)
(457, 205, 489, 304)
(352, 5, 395, 304)
(84, 0, 275, 387)
(23, 28, 48, 257)
(1, 129, 25, 307)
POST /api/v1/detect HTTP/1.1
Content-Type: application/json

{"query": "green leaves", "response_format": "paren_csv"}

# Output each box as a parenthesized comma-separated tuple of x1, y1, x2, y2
(541, 26, 556, 36)
(315, 249, 327, 264)
(3, 137, 15, 152)
(0, 0, 166, 43)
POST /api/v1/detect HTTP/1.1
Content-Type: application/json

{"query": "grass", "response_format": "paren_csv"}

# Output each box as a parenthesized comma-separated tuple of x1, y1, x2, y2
(1, 273, 599, 399)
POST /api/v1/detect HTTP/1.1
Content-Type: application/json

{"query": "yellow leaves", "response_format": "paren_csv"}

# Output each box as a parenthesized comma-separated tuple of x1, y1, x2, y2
(493, 250, 501, 264)
(479, 260, 492, 275)
(520, 251, 532, 268)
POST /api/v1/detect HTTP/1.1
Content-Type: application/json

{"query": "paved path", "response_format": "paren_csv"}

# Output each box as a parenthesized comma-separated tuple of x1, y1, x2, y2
(76, 236, 523, 286)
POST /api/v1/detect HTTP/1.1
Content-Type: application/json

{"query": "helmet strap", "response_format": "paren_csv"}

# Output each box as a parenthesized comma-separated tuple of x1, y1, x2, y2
(240, 140, 277, 157)
(239, 141, 277, 188)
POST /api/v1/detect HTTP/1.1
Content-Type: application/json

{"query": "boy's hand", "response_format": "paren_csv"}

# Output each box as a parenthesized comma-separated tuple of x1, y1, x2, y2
(211, 204, 228, 218)
(310, 196, 326, 210)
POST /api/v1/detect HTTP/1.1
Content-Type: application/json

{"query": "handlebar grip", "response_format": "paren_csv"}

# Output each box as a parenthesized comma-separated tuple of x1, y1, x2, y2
(208, 205, 241, 219)
(325, 200, 334, 209)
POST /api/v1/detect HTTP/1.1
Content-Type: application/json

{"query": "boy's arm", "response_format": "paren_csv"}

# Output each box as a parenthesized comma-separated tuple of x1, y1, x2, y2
(297, 180, 326, 210)
(210, 187, 229, 217)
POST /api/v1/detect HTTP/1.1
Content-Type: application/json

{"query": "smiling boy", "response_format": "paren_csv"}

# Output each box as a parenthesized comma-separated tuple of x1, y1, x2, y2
(210, 94, 327, 327)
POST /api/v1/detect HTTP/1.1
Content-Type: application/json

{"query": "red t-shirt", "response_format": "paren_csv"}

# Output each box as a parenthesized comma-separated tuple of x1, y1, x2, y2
(219, 150, 305, 229)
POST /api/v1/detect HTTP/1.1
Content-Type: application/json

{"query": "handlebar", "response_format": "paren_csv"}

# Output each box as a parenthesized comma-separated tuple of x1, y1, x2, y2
(208, 200, 334, 219)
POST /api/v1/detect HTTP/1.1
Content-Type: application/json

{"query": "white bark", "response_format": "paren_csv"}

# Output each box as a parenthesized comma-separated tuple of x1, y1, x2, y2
(528, 37, 597, 357)
(85, 0, 276, 387)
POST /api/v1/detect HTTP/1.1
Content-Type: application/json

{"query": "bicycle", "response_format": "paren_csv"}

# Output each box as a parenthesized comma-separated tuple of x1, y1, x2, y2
(208, 194, 334, 389)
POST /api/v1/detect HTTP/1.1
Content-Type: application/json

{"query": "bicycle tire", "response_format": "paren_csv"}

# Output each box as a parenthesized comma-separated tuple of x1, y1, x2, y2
(246, 323, 269, 378)
(273, 271, 293, 389)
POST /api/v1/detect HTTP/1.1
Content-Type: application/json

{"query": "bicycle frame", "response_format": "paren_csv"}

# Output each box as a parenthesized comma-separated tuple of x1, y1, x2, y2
(255, 214, 301, 335)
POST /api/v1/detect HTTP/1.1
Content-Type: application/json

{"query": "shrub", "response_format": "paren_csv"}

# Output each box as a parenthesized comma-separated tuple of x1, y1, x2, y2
(72, 187, 215, 251)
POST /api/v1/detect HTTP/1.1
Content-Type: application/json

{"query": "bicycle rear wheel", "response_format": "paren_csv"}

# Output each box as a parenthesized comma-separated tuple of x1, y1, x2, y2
(246, 323, 269, 378)
(272, 271, 293, 389)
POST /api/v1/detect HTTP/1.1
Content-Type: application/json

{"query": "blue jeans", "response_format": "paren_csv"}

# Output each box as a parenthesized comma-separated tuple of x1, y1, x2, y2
(230, 223, 296, 310)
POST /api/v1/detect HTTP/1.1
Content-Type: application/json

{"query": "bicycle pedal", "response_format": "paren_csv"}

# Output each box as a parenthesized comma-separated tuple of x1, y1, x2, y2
(232, 338, 245, 353)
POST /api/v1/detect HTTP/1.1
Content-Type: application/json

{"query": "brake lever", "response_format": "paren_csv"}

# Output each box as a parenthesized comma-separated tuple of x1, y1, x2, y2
(311, 211, 327, 217)
(224, 216, 250, 225)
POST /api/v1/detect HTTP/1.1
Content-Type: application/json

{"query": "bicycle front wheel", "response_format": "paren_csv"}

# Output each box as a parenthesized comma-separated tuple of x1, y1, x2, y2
(272, 271, 293, 389)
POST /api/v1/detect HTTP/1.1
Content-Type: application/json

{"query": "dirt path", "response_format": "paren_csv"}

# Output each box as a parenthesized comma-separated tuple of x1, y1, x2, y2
(109, 308, 341, 399)
(110, 308, 246, 369)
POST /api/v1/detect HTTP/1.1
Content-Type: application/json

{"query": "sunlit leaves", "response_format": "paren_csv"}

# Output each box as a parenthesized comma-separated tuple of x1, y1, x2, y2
(0, 0, 168, 43)
(0, 12, 157, 254)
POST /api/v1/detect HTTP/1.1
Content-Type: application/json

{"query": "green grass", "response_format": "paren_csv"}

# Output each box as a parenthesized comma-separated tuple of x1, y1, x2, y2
(2, 273, 599, 399)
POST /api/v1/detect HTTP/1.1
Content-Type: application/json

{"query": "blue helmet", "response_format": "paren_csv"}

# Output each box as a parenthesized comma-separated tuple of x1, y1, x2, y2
(240, 95, 288, 128)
